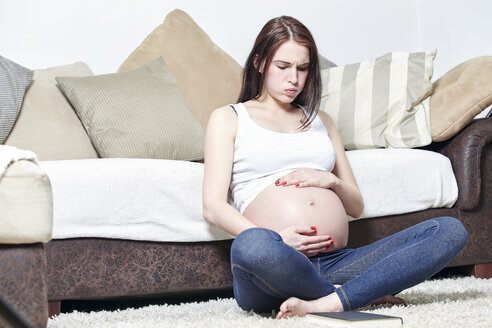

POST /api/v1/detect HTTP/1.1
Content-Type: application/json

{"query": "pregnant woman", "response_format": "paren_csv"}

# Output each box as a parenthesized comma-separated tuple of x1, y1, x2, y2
(202, 15, 468, 318)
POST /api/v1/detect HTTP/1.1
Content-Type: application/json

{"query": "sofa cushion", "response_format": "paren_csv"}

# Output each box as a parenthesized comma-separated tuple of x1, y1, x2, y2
(0, 55, 34, 144)
(321, 50, 436, 150)
(38, 150, 457, 242)
(40, 158, 232, 242)
(430, 56, 492, 141)
(5, 62, 99, 160)
(56, 57, 204, 161)
(118, 9, 242, 129)
(346, 148, 457, 220)
(0, 159, 52, 243)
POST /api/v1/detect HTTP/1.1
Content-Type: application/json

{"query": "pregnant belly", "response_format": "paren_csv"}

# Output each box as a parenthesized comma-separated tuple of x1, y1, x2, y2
(243, 184, 349, 251)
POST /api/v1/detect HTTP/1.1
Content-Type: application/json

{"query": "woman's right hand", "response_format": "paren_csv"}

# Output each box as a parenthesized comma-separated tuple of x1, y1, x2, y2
(278, 226, 334, 257)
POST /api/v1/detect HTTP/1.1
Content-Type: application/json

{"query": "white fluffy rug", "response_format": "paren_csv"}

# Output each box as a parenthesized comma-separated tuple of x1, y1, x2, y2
(48, 276, 491, 328)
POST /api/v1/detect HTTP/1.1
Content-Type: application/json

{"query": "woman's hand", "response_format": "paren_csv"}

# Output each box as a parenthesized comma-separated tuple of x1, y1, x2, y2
(275, 168, 340, 189)
(278, 226, 334, 257)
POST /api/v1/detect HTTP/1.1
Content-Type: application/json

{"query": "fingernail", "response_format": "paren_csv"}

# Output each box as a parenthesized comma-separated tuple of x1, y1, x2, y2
(275, 179, 280, 185)
(296, 184, 299, 187)
(330, 240, 334, 244)
(282, 181, 287, 185)
(310, 226, 316, 230)
(326, 245, 330, 249)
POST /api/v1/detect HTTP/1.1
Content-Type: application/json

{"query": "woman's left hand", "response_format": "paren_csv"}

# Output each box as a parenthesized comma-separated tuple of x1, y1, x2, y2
(275, 168, 340, 189)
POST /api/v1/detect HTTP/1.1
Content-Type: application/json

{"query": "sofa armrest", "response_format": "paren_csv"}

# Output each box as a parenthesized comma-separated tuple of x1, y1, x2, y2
(0, 160, 52, 243)
(425, 117, 492, 210)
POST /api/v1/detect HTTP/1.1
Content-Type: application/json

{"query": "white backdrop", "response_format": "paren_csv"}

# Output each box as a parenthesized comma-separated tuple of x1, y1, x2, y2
(1, 0, 491, 116)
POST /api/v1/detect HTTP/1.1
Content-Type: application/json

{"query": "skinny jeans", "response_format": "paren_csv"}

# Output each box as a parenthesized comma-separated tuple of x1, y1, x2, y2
(230, 217, 468, 312)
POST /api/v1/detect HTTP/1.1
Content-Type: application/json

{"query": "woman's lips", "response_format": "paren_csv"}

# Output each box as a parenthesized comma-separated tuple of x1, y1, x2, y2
(285, 88, 297, 95)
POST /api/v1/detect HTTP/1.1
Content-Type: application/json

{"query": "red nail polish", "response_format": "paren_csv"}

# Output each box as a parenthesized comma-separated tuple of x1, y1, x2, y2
(296, 184, 300, 187)
(310, 226, 316, 230)
(282, 181, 287, 185)
(275, 179, 280, 185)
(326, 245, 330, 249)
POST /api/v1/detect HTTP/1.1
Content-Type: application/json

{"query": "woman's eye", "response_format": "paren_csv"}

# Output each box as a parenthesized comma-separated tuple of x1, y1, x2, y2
(277, 65, 287, 70)
(298, 67, 308, 72)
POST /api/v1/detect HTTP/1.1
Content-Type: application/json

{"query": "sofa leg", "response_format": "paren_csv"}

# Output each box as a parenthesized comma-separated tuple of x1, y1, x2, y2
(459, 263, 492, 278)
(48, 301, 61, 318)
(471, 263, 492, 278)
(0, 244, 48, 328)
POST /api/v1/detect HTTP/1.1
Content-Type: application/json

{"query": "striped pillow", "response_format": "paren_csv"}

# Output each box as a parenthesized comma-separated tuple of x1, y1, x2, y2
(56, 57, 204, 160)
(321, 50, 436, 150)
(0, 56, 34, 144)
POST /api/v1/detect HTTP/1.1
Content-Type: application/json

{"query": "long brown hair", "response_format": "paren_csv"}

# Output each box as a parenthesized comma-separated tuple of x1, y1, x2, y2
(237, 16, 321, 129)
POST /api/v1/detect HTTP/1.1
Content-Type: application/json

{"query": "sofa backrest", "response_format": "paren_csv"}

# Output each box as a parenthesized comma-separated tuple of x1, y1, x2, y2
(5, 62, 99, 160)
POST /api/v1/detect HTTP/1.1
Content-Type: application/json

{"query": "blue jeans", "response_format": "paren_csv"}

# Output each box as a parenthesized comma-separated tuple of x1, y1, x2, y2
(230, 217, 468, 312)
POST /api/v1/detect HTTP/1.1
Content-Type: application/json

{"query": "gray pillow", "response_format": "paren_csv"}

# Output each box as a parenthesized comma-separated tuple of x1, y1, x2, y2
(319, 54, 337, 69)
(0, 55, 34, 143)
(56, 57, 204, 161)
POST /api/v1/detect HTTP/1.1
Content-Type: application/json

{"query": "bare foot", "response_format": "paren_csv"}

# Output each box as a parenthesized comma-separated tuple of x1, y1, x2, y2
(276, 292, 343, 319)
(370, 295, 406, 306)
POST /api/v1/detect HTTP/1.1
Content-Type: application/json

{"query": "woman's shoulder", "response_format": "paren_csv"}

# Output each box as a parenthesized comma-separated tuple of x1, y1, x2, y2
(207, 105, 239, 132)
(316, 110, 336, 129)
(210, 105, 239, 120)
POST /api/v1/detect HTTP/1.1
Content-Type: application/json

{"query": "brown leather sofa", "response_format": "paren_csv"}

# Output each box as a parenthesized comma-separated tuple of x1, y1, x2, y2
(45, 117, 491, 317)
(1, 9, 491, 325)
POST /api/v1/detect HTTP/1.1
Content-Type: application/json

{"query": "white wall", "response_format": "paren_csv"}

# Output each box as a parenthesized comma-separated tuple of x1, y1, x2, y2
(1, 0, 490, 116)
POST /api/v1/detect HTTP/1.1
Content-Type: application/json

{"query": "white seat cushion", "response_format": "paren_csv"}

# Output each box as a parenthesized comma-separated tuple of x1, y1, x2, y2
(40, 158, 232, 242)
(346, 148, 458, 220)
(40, 150, 458, 242)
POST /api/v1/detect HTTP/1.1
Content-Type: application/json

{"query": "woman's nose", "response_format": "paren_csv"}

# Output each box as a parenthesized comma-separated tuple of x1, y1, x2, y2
(288, 68, 298, 84)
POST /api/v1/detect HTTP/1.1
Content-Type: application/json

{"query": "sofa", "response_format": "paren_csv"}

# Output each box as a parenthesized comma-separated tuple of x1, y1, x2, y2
(1, 9, 491, 328)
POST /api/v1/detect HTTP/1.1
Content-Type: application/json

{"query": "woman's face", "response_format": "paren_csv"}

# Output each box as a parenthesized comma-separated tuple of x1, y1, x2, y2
(262, 40, 310, 104)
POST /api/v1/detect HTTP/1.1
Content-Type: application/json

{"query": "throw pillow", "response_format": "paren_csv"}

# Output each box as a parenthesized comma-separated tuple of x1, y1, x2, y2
(118, 9, 242, 129)
(56, 57, 204, 161)
(430, 56, 492, 141)
(0, 55, 34, 144)
(5, 62, 99, 160)
(321, 50, 436, 150)
(319, 54, 336, 69)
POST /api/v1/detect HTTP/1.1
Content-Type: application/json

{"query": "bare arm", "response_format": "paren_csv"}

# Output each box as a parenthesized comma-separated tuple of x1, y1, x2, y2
(318, 111, 364, 218)
(202, 106, 256, 237)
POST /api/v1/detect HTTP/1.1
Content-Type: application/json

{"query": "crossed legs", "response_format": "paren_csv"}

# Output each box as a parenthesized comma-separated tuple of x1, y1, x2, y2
(230, 217, 468, 317)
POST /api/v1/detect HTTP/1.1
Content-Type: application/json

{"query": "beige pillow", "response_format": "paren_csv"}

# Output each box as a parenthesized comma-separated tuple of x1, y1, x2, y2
(56, 57, 204, 161)
(5, 62, 99, 160)
(321, 50, 436, 150)
(118, 9, 242, 129)
(430, 56, 492, 142)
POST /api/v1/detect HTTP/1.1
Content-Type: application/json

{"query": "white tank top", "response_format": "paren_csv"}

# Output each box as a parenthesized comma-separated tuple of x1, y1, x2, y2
(229, 103, 336, 213)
